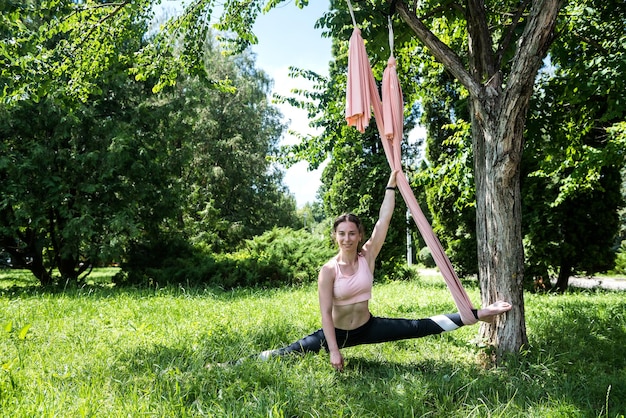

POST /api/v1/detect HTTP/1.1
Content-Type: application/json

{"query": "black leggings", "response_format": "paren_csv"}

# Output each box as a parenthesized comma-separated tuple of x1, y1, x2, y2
(261, 311, 478, 358)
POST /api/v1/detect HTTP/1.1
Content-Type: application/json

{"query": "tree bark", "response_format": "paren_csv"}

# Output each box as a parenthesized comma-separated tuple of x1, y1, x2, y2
(396, 0, 561, 357)
(554, 262, 571, 292)
(475, 0, 559, 357)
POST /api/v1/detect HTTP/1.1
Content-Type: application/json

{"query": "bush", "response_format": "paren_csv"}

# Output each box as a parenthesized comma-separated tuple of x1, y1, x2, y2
(377, 259, 420, 282)
(418, 246, 436, 268)
(610, 240, 626, 274)
(113, 234, 199, 286)
(115, 227, 424, 288)
(237, 227, 336, 286)
(115, 228, 336, 288)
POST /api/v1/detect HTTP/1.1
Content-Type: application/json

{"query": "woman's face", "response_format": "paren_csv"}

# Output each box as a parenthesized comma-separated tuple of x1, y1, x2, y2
(334, 221, 362, 251)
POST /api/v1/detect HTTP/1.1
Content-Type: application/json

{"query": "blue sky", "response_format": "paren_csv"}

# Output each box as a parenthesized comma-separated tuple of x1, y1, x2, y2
(251, 1, 332, 208)
(156, 0, 333, 207)
(155, 1, 425, 208)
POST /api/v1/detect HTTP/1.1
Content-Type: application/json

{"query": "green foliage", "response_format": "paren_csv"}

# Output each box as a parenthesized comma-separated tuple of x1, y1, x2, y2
(175, 51, 299, 252)
(241, 227, 336, 285)
(296, 201, 326, 232)
(405, 48, 478, 276)
(116, 228, 335, 288)
(377, 261, 420, 282)
(418, 246, 436, 268)
(0, 11, 182, 284)
(416, 116, 478, 277)
(1, 0, 155, 104)
(612, 241, 626, 275)
(411, 0, 626, 284)
(522, 1, 626, 288)
(1, 3, 299, 285)
(0, 0, 235, 103)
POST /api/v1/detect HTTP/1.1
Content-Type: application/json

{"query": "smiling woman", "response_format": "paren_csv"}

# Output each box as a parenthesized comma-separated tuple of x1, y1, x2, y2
(245, 170, 512, 370)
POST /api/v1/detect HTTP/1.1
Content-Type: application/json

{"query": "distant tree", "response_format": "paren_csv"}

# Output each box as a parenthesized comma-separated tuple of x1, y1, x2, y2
(176, 50, 298, 252)
(413, 68, 477, 277)
(522, 0, 626, 291)
(298, 202, 326, 232)
(0, 3, 299, 284)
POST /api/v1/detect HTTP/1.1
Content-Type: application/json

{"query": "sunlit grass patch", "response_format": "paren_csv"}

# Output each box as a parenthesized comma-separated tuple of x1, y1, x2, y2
(1, 270, 625, 416)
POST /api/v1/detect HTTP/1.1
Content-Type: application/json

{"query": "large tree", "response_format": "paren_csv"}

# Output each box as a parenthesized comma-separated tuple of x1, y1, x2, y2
(0, 1, 299, 284)
(201, 0, 561, 355)
(0, 2, 174, 284)
(2, 0, 562, 354)
(397, 0, 560, 355)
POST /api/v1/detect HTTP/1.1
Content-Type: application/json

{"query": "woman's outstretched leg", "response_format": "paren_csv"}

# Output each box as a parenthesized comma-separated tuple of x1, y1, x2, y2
(258, 329, 326, 360)
(207, 330, 326, 367)
(337, 302, 513, 347)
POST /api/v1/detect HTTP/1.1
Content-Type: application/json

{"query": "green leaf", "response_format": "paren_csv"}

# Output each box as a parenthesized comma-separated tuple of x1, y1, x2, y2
(18, 323, 32, 340)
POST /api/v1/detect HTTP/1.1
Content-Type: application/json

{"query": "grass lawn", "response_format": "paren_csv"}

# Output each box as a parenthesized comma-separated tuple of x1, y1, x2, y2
(1, 268, 625, 417)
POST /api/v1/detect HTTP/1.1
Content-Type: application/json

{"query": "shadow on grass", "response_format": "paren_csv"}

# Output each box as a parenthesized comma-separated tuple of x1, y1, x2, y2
(0, 277, 304, 304)
(3, 271, 624, 416)
(101, 297, 625, 417)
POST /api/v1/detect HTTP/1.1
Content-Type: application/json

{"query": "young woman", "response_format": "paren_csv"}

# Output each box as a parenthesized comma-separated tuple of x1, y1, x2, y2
(258, 170, 512, 371)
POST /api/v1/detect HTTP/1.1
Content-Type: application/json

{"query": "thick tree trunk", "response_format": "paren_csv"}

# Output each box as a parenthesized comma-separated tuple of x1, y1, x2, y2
(471, 92, 528, 356)
(475, 1, 559, 357)
(0, 231, 53, 286)
(397, 0, 561, 358)
(30, 250, 53, 286)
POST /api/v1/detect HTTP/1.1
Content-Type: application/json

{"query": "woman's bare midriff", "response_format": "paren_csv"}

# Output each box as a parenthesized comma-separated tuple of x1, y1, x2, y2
(332, 300, 371, 330)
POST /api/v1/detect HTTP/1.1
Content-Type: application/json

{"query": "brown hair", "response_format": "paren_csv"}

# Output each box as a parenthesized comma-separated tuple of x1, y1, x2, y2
(332, 213, 365, 250)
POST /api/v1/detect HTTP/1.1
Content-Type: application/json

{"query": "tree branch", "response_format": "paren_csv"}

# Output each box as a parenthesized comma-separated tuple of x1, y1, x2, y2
(394, 0, 481, 97)
(466, 0, 497, 80)
(416, 1, 465, 21)
(75, 0, 132, 50)
(495, 0, 532, 69)
(63, 2, 129, 27)
(506, 0, 561, 100)
(498, 0, 561, 157)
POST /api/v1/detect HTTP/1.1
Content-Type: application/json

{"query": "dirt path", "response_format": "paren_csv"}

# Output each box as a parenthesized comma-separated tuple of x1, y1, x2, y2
(566, 276, 626, 291)
(418, 268, 626, 291)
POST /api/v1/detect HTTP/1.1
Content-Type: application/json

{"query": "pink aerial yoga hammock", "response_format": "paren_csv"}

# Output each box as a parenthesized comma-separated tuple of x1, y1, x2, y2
(344, 3, 478, 325)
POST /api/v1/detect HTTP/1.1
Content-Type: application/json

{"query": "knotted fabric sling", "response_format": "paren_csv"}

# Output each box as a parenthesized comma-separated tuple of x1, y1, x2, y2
(344, 2, 478, 325)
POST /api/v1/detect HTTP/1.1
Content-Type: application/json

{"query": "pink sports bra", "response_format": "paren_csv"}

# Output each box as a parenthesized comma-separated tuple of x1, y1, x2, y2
(333, 254, 373, 306)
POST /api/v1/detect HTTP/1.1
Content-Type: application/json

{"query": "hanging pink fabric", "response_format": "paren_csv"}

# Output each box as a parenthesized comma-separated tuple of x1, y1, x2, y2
(345, 17, 477, 325)
(345, 27, 372, 133)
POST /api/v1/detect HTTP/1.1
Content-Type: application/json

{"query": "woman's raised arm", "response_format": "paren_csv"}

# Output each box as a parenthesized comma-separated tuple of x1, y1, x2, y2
(361, 170, 399, 268)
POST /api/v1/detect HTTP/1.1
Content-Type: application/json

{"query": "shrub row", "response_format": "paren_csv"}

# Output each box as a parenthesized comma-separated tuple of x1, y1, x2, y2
(115, 228, 336, 288)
